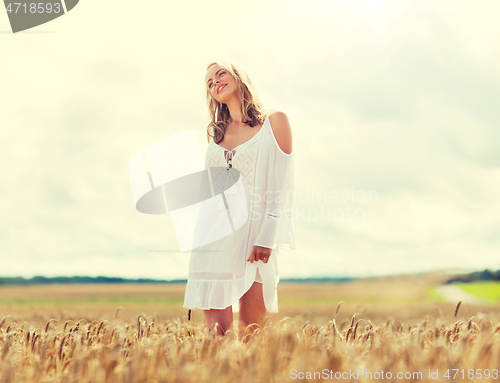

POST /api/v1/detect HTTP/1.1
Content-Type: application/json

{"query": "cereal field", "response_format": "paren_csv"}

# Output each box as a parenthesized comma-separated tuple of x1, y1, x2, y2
(1, 272, 499, 382)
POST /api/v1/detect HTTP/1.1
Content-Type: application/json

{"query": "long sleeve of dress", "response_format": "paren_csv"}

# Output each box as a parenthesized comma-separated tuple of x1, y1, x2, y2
(253, 123, 296, 252)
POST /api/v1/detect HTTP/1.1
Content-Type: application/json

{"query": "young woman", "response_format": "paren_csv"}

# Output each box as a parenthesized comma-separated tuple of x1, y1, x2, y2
(183, 60, 296, 341)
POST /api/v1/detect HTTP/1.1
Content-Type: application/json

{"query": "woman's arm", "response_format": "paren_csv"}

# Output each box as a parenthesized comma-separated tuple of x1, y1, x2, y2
(268, 111, 293, 155)
(248, 111, 294, 264)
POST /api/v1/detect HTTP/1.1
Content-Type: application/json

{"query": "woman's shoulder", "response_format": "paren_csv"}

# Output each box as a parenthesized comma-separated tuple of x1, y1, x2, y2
(266, 110, 293, 155)
(267, 110, 288, 121)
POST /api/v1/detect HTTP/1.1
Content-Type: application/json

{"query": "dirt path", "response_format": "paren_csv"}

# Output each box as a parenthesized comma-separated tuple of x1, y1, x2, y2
(435, 284, 490, 304)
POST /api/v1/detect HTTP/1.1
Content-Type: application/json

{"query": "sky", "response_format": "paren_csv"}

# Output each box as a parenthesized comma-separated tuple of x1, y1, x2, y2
(1, 0, 500, 280)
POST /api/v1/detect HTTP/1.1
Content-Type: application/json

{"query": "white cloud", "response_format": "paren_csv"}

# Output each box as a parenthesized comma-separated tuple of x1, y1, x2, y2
(1, 0, 500, 279)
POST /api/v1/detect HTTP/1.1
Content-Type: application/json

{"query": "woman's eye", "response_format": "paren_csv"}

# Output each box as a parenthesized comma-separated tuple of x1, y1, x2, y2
(220, 71, 225, 76)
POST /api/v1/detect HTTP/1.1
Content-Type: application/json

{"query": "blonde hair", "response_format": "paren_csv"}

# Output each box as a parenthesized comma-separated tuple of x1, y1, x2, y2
(205, 60, 268, 144)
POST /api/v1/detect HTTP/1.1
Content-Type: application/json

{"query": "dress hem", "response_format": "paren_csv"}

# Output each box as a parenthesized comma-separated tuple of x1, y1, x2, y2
(183, 260, 278, 313)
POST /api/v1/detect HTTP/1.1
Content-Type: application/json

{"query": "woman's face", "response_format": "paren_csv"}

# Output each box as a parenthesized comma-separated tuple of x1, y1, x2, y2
(206, 64, 237, 104)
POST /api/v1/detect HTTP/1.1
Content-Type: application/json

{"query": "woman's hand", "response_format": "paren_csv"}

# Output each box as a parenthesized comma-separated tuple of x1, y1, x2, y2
(247, 245, 272, 263)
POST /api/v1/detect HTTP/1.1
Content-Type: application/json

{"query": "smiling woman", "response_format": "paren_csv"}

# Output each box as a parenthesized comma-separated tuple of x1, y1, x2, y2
(182, 60, 296, 342)
(205, 60, 269, 147)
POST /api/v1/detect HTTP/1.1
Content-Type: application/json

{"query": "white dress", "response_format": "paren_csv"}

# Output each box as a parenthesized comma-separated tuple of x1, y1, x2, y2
(183, 115, 296, 313)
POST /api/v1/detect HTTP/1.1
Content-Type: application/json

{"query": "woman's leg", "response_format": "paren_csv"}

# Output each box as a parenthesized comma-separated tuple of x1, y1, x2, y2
(238, 281, 267, 342)
(203, 306, 234, 337)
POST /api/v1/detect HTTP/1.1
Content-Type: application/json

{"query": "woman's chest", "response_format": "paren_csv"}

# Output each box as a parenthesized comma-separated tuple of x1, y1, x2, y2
(206, 138, 262, 191)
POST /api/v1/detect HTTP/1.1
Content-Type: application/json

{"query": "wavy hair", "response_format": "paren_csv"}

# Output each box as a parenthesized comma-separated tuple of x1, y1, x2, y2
(205, 60, 268, 144)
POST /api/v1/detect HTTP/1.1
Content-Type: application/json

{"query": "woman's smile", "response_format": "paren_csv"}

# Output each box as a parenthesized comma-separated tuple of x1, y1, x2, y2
(217, 84, 227, 94)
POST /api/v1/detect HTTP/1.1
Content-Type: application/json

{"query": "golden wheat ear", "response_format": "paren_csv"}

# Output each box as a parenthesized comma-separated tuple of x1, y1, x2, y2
(454, 301, 462, 317)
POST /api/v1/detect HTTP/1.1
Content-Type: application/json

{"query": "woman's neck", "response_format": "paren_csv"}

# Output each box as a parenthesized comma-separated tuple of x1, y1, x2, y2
(225, 96, 245, 126)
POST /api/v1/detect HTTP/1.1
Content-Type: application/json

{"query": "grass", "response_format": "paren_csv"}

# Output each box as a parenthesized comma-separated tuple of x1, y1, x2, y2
(455, 281, 500, 302)
(425, 288, 447, 302)
(280, 290, 443, 305)
(0, 297, 185, 306)
(0, 288, 446, 307)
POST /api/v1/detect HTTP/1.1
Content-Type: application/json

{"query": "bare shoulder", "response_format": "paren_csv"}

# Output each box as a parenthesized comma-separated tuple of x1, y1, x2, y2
(267, 111, 293, 155)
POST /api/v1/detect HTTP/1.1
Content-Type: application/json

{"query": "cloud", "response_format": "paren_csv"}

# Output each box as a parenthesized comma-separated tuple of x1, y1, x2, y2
(1, 0, 500, 279)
